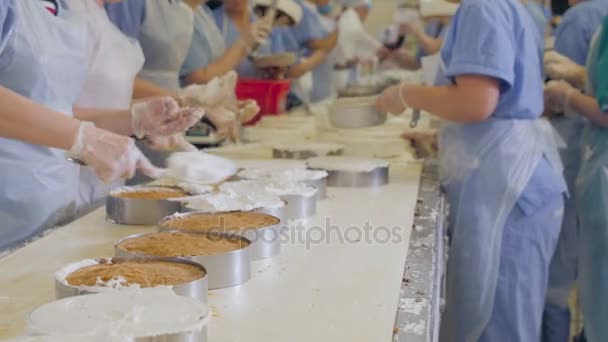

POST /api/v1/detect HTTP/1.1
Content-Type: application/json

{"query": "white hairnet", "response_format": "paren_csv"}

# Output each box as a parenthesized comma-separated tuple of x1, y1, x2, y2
(419, 0, 459, 17)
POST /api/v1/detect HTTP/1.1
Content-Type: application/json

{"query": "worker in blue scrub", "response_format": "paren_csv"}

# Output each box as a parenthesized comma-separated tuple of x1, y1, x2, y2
(542, 2, 608, 341)
(522, 0, 549, 39)
(377, 0, 567, 341)
(212, 0, 287, 79)
(0, 0, 198, 250)
(105, 0, 146, 39)
(554, 0, 608, 65)
(275, 0, 338, 103)
(180, 0, 275, 86)
(544, 18, 608, 342)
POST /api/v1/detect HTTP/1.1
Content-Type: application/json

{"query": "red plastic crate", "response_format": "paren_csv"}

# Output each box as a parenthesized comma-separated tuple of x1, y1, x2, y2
(236, 78, 291, 125)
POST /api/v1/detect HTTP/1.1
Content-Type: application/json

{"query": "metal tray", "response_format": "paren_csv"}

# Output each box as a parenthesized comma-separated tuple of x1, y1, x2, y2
(55, 257, 208, 303)
(324, 166, 389, 188)
(106, 188, 184, 226)
(115, 232, 251, 290)
(158, 212, 281, 261)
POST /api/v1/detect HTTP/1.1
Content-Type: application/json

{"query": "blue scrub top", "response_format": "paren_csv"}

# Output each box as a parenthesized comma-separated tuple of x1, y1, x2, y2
(416, 19, 449, 62)
(212, 6, 287, 78)
(104, 0, 146, 39)
(0, 1, 15, 42)
(180, 5, 220, 85)
(554, 0, 608, 65)
(289, 0, 325, 46)
(523, 1, 548, 41)
(437, 0, 544, 120)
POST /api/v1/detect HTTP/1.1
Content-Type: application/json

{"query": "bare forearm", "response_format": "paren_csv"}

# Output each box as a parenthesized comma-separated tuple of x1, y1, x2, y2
(184, 40, 248, 85)
(569, 91, 608, 127)
(402, 82, 497, 123)
(286, 50, 328, 79)
(74, 108, 133, 136)
(415, 33, 442, 56)
(0, 87, 79, 150)
(390, 50, 420, 70)
(132, 78, 179, 100)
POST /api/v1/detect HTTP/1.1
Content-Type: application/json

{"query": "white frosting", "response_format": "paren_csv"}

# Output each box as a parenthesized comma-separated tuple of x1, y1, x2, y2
(28, 288, 209, 338)
(55, 259, 167, 292)
(221, 180, 317, 197)
(307, 156, 389, 172)
(272, 142, 344, 154)
(166, 152, 237, 185)
(238, 168, 328, 182)
(236, 159, 307, 171)
(184, 192, 285, 213)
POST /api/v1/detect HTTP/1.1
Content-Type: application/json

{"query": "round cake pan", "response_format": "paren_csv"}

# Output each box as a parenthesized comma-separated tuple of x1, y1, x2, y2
(324, 166, 389, 188)
(54, 257, 208, 304)
(272, 147, 344, 160)
(115, 232, 251, 290)
(329, 98, 388, 129)
(106, 188, 184, 226)
(158, 212, 281, 261)
(300, 177, 327, 200)
(179, 201, 288, 223)
(280, 191, 317, 219)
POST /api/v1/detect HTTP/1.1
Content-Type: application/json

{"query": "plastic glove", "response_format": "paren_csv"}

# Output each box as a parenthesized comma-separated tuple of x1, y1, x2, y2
(240, 12, 274, 48)
(131, 97, 203, 139)
(180, 71, 238, 108)
(376, 83, 409, 114)
(146, 134, 198, 152)
(237, 100, 260, 124)
(401, 130, 438, 159)
(69, 122, 163, 183)
(544, 51, 587, 89)
(206, 107, 240, 142)
(544, 80, 578, 114)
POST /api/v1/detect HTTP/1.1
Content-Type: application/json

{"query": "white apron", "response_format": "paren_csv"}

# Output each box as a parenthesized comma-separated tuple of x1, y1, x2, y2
(68, 0, 145, 213)
(138, 0, 194, 90)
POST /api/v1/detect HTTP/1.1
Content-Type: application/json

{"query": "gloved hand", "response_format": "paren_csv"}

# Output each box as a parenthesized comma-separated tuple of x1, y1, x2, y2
(131, 97, 203, 139)
(237, 100, 260, 124)
(401, 130, 438, 159)
(181, 71, 243, 142)
(146, 134, 198, 152)
(240, 11, 274, 49)
(69, 122, 163, 182)
(376, 83, 409, 114)
(544, 80, 578, 114)
(544, 51, 587, 90)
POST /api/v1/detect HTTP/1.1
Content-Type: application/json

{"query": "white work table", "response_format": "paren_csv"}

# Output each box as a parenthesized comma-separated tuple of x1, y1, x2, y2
(0, 161, 426, 341)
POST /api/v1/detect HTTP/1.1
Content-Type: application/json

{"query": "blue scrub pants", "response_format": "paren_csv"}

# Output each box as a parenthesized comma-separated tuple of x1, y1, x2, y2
(542, 117, 584, 342)
(479, 196, 564, 342)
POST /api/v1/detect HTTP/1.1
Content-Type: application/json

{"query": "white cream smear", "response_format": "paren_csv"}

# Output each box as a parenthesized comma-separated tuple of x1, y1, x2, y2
(184, 191, 285, 213)
(221, 180, 318, 197)
(165, 151, 237, 185)
(238, 168, 328, 182)
(306, 156, 389, 172)
(236, 159, 307, 171)
(55, 259, 153, 293)
(28, 288, 209, 338)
